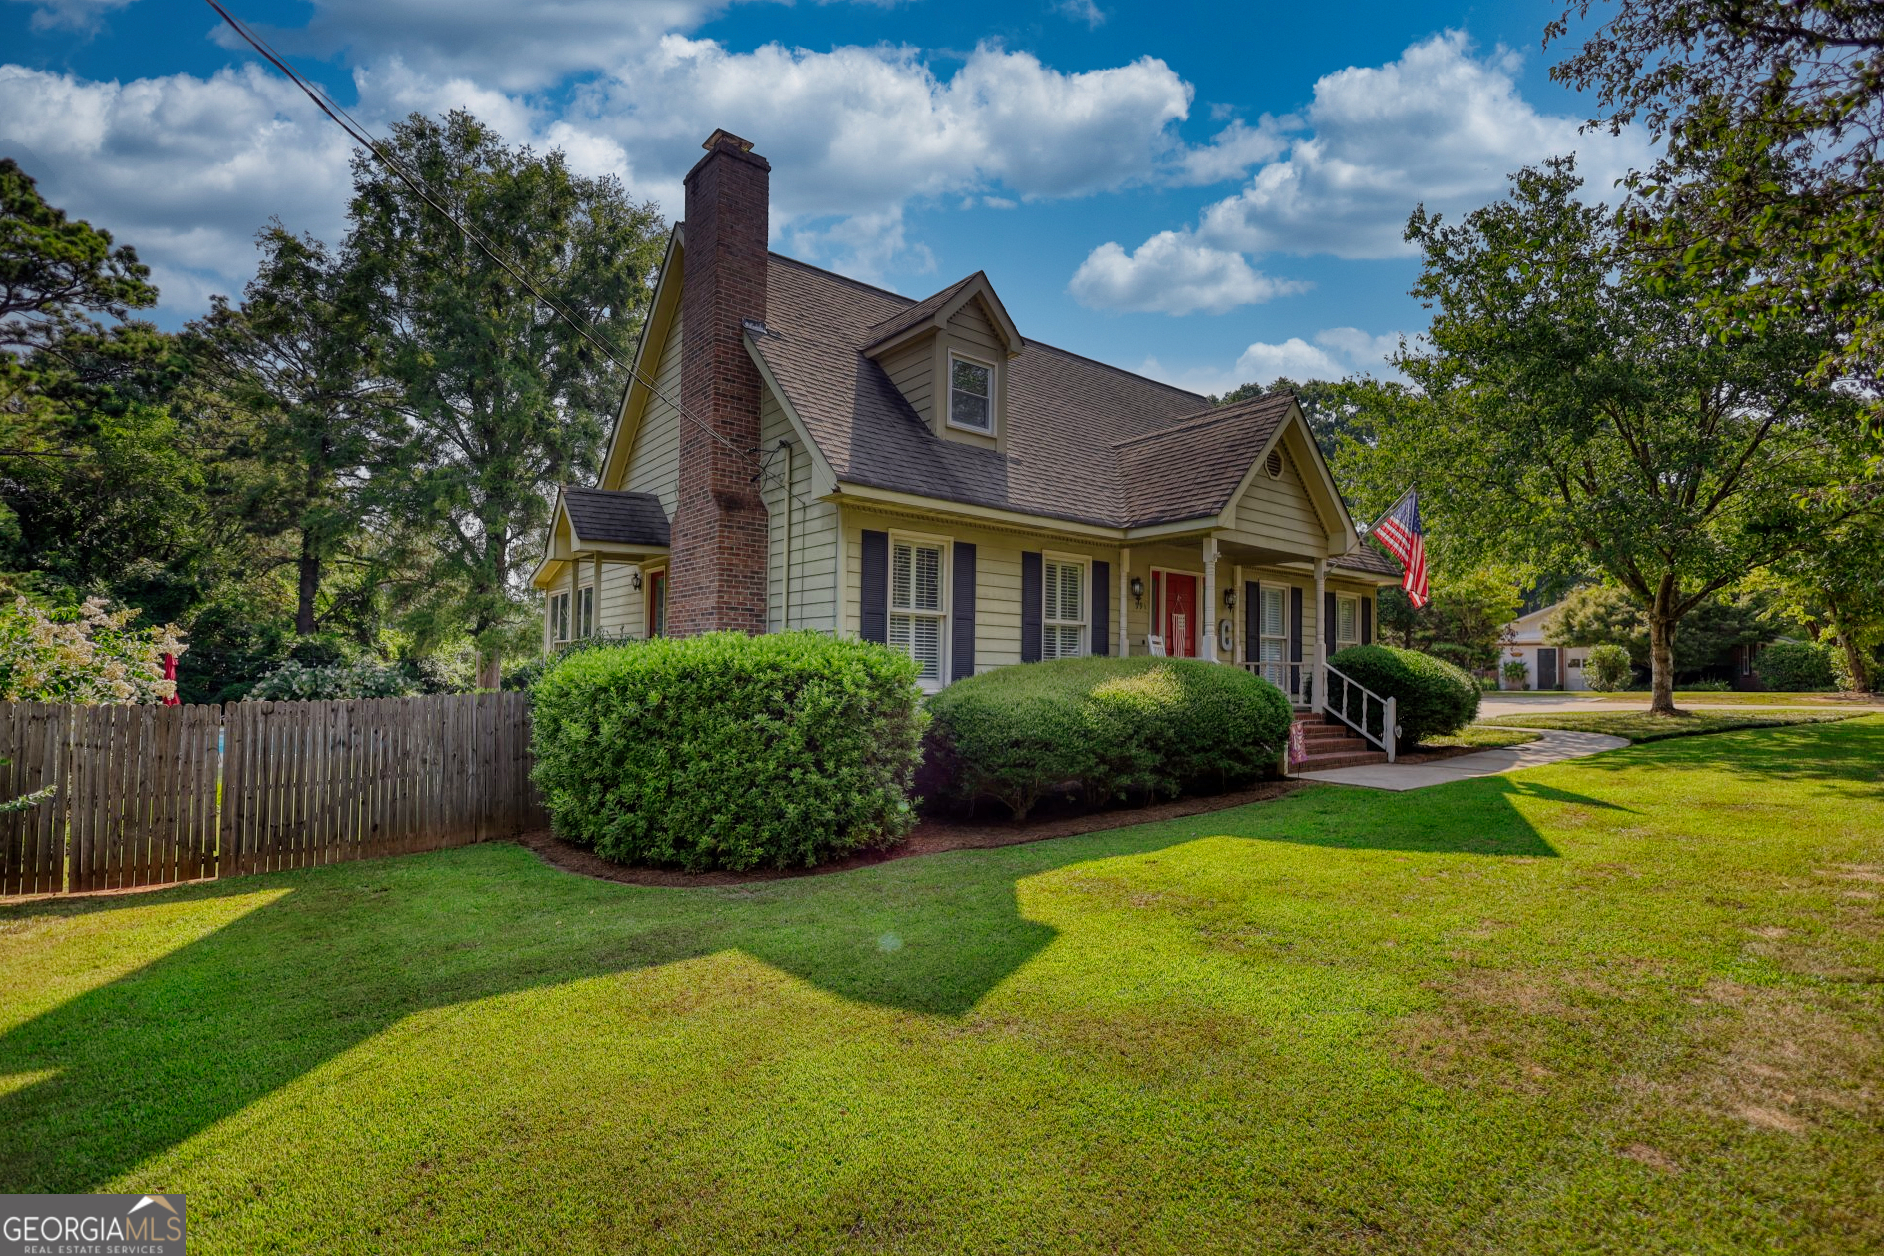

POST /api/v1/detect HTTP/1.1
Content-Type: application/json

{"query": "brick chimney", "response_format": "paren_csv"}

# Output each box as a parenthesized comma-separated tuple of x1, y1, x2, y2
(669, 129, 771, 636)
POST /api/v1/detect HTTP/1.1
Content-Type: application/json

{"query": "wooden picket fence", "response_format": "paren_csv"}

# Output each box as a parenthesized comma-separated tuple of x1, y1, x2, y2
(0, 692, 547, 896)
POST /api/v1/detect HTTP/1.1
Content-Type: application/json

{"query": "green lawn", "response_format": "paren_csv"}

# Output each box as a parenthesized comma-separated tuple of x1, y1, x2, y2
(3, 718, 1881, 1254)
(1486, 709, 1856, 743)
(1420, 725, 1541, 750)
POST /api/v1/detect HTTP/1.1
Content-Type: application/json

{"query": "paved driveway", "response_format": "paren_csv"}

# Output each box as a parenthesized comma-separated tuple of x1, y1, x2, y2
(1477, 694, 1884, 718)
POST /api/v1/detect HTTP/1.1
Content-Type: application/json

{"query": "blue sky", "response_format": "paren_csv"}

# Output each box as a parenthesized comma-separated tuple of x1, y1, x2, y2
(0, 0, 1646, 394)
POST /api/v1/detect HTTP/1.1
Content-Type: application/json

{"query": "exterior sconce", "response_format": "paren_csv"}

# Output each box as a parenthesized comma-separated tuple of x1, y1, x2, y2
(1129, 576, 1145, 607)
(1223, 587, 1237, 610)
(630, 571, 644, 592)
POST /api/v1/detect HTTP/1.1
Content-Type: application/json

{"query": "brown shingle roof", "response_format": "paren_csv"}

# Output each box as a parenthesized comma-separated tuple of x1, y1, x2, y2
(563, 486, 670, 547)
(1331, 537, 1402, 578)
(757, 255, 1292, 528)
(863, 272, 983, 349)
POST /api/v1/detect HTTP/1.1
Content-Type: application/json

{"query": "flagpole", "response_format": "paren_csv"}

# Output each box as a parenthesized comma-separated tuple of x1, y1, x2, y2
(1359, 487, 1414, 537)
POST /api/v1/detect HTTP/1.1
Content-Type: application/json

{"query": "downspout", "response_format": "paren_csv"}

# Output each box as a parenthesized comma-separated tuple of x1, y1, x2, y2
(781, 439, 793, 631)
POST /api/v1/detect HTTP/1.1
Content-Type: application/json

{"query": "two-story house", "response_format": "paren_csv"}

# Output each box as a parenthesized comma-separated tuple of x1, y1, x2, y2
(532, 130, 1402, 711)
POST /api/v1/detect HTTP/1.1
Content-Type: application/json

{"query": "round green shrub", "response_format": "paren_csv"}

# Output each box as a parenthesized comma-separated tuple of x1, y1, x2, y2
(924, 657, 1292, 820)
(1754, 640, 1835, 692)
(1328, 645, 1479, 751)
(529, 632, 925, 872)
(246, 658, 418, 701)
(1583, 643, 1633, 692)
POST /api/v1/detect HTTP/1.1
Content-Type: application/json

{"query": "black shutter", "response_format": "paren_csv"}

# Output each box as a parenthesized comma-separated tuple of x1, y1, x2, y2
(1020, 551, 1043, 663)
(1091, 560, 1110, 656)
(1361, 595, 1373, 645)
(1290, 585, 1304, 693)
(1243, 581, 1259, 663)
(860, 530, 889, 643)
(951, 542, 976, 681)
(1325, 590, 1338, 658)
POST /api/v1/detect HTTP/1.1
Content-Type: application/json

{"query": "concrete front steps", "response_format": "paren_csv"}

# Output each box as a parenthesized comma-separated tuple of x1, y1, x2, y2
(1290, 708, 1388, 772)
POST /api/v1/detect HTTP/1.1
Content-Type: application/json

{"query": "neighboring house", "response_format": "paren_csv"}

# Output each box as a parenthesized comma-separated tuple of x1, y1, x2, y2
(531, 130, 1402, 708)
(1500, 603, 1590, 691)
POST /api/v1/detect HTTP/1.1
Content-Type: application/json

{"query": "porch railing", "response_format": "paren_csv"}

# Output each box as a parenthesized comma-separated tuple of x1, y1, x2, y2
(1322, 664, 1399, 763)
(1234, 659, 1308, 705)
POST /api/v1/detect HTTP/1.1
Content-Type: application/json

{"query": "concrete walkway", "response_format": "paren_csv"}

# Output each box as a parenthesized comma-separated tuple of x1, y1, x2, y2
(1292, 728, 1630, 792)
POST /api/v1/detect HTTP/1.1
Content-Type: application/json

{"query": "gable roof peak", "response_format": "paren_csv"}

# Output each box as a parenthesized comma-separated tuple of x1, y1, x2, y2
(862, 269, 1022, 357)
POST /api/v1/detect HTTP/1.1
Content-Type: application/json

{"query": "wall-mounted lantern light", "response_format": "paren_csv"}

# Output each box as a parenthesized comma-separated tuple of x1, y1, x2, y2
(630, 571, 644, 592)
(1129, 576, 1145, 608)
(1223, 586, 1237, 610)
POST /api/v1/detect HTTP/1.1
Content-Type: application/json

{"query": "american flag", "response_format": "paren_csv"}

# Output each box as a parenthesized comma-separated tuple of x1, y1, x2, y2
(1369, 490, 1430, 609)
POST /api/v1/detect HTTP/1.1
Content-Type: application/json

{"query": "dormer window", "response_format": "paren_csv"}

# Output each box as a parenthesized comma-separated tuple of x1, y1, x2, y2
(948, 353, 994, 434)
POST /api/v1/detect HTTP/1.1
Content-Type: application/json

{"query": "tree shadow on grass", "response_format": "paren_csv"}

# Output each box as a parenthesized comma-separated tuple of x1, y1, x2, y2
(0, 762, 1593, 1196)
(1567, 714, 1884, 797)
(0, 844, 1061, 1194)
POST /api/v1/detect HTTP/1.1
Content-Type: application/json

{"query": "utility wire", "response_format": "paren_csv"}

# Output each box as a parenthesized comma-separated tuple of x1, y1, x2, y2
(203, 0, 808, 509)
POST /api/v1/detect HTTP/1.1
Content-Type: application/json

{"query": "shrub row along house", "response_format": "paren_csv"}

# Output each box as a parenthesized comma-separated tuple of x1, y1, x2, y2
(531, 130, 1402, 709)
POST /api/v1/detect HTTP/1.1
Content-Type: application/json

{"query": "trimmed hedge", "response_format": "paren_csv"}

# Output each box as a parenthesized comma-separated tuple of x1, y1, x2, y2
(530, 632, 926, 871)
(1328, 645, 1479, 751)
(924, 657, 1292, 820)
(1754, 640, 1835, 692)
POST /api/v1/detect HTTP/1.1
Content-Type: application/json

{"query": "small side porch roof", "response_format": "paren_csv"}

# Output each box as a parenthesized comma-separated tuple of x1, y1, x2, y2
(531, 486, 670, 589)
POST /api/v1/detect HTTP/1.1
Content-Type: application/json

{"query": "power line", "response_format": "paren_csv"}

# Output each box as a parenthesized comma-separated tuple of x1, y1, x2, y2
(202, 0, 809, 511)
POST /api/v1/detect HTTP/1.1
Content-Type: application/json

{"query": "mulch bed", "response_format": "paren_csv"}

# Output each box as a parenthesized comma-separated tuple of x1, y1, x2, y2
(515, 778, 1308, 889)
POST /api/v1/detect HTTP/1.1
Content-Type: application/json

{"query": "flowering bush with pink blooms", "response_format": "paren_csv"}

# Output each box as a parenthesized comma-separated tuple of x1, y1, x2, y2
(0, 597, 187, 705)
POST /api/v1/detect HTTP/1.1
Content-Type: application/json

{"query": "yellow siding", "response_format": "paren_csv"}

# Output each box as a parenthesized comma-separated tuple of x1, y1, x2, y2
(878, 337, 933, 429)
(944, 298, 1005, 359)
(586, 310, 681, 639)
(761, 385, 839, 633)
(1231, 432, 1329, 556)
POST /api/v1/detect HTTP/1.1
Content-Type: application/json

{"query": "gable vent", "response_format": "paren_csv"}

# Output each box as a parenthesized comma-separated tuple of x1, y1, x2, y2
(1265, 449, 1284, 479)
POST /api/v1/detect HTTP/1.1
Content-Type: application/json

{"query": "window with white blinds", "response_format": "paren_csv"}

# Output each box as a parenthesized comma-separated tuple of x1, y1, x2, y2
(1259, 586, 1287, 685)
(1042, 557, 1087, 659)
(1337, 594, 1359, 646)
(889, 539, 947, 685)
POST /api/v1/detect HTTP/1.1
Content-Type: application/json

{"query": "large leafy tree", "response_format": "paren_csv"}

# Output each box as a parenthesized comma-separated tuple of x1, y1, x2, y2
(345, 112, 665, 685)
(191, 226, 391, 636)
(1213, 377, 1372, 463)
(1549, 0, 1884, 425)
(1757, 512, 1884, 691)
(1340, 160, 1874, 714)
(1377, 567, 1524, 673)
(1543, 582, 1784, 678)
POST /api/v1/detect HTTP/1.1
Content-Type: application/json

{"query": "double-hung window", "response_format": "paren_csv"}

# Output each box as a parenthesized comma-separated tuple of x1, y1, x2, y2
(1259, 586, 1287, 687)
(1336, 594, 1360, 648)
(548, 590, 571, 644)
(889, 538, 947, 686)
(1042, 557, 1087, 659)
(948, 353, 993, 433)
(576, 586, 594, 639)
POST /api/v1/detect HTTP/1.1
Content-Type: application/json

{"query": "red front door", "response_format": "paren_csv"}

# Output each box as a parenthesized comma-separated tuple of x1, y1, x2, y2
(1163, 574, 1197, 657)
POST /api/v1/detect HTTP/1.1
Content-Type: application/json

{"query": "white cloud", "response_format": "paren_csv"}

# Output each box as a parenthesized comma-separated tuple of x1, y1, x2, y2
(1056, 0, 1106, 29)
(1074, 31, 1654, 315)
(1140, 326, 1404, 396)
(0, 63, 356, 309)
(0, 25, 1283, 308)
(1068, 231, 1307, 315)
(1196, 31, 1647, 259)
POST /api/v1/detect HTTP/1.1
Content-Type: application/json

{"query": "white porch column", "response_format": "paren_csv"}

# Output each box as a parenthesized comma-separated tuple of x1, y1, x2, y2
(1312, 557, 1328, 711)
(1201, 535, 1220, 662)
(1118, 547, 1131, 657)
(567, 554, 579, 641)
(592, 552, 603, 637)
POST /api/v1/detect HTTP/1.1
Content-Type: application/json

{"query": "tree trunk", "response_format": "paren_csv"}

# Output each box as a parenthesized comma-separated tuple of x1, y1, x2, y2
(1648, 573, 1680, 715)
(295, 539, 320, 637)
(1836, 632, 1871, 693)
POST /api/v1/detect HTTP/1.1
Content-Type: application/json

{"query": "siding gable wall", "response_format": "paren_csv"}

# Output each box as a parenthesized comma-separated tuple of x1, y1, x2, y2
(593, 311, 685, 638)
(1231, 425, 1331, 555)
(760, 381, 839, 632)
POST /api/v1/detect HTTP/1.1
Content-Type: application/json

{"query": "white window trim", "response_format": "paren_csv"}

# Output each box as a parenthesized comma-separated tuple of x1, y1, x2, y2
(887, 531, 951, 690)
(642, 562, 669, 639)
(1258, 584, 1288, 687)
(1336, 592, 1361, 648)
(1041, 552, 1090, 660)
(548, 589, 572, 645)
(945, 350, 997, 436)
(1148, 565, 1207, 658)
